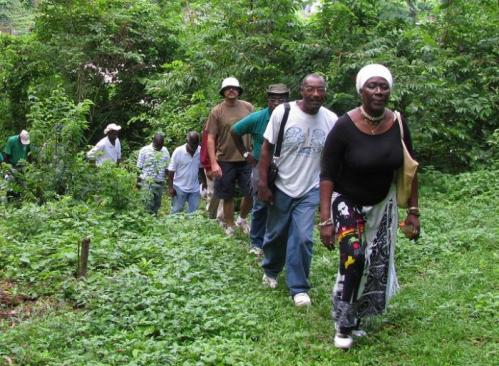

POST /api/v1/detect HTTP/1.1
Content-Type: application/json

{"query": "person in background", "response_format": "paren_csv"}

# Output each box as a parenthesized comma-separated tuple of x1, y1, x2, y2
(137, 133, 170, 215)
(258, 74, 338, 307)
(3, 129, 31, 166)
(231, 83, 290, 255)
(206, 77, 254, 235)
(2, 129, 32, 200)
(200, 119, 224, 221)
(168, 131, 206, 214)
(87, 123, 122, 166)
(319, 64, 420, 349)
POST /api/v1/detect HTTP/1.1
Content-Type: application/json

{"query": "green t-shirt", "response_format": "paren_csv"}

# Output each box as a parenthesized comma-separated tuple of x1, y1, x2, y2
(231, 107, 271, 161)
(3, 135, 30, 165)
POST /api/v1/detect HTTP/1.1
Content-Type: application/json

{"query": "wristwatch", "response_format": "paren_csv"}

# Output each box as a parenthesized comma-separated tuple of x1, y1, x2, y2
(243, 151, 250, 158)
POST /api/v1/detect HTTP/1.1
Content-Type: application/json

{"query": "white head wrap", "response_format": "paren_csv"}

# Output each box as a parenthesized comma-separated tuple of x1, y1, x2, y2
(356, 64, 393, 95)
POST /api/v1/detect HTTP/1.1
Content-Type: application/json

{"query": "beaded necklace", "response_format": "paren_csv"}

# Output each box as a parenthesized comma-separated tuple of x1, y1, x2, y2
(359, 106, 385, 135)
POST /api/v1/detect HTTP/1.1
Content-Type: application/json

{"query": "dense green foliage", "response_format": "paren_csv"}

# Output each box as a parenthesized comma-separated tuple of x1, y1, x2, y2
(0, 0, 34, 35)
(0, 2, 497, 363)
(1, 0, 497, 174)
(0, 169, 497, 364)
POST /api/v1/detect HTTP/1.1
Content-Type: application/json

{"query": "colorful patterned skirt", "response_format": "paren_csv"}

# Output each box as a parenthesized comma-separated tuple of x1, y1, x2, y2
(331, 184, 399, 331)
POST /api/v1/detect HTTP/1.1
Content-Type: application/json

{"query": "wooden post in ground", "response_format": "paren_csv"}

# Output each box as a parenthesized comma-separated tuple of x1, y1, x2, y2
(78, 238, 90, 279)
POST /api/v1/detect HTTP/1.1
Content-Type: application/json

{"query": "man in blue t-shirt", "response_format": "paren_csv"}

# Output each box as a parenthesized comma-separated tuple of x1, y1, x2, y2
(231, 84, 290, 255)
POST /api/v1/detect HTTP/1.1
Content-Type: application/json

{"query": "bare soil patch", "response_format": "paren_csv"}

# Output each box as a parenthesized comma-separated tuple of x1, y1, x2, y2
(0, 281, 43, 327)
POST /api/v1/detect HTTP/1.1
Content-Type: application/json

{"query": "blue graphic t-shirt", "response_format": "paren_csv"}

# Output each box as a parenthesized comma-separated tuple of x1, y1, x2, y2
(264, 101, 338, 198)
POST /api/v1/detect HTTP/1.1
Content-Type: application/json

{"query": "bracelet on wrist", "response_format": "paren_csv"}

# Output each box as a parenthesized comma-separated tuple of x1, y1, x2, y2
(407, 206, 420, 217)
(318, 218, 333, 227)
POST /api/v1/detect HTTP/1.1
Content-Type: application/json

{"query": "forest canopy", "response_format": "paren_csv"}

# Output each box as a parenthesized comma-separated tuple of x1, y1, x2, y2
(1, 0, 497, 174)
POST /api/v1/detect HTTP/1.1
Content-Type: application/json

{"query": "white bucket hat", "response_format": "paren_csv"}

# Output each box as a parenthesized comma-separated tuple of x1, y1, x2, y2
(104, 123, 121, 134)
(219, 77, 243, 96)
(19, 130, 30, 145)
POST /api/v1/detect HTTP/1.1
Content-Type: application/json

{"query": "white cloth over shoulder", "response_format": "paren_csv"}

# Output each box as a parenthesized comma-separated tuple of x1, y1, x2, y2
(168, 144, 201, 193)
(87, 136, 121, 166)
(264, 101, 337, 198)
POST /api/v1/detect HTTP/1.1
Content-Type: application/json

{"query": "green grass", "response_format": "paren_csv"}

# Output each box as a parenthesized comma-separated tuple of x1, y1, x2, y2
(0, 169, 498, 365)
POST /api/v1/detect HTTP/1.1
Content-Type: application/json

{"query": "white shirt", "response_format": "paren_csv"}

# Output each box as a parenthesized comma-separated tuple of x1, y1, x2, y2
(137, 144, 170, 182)
(168, 144, 201, 193)
(87, 136, 121, 166)
(264, 101, 338, 198)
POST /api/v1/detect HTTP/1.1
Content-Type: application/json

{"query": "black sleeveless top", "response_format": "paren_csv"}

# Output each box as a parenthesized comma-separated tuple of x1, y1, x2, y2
(320, 113, 415, 206)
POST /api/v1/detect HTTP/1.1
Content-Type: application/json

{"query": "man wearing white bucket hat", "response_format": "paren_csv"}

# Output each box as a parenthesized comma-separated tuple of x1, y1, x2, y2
(206, 77, 254, 235)
(87, 123, 122, 166)
(3, 129, 31, 166)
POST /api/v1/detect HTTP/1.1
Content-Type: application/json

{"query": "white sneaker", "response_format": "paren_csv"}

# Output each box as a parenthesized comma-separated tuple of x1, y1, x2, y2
(249, 246, 263, 256)
(334, 332, 353, 349)
(224, 225, 235, 236)
(262, 274, 278, 289)
(293, 292, 311, 307)
(236, 216, 250, 234)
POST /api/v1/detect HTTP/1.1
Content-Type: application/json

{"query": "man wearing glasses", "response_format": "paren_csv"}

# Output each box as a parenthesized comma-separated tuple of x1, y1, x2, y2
(231, 84, 290, 255)
(206, 77, 254, 235)
(257, 74, 338, 307)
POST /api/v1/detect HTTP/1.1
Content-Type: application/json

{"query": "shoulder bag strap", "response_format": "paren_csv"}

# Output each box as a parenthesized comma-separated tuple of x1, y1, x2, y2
(274, 102, 291, 158)
(394, 110, 404, 140)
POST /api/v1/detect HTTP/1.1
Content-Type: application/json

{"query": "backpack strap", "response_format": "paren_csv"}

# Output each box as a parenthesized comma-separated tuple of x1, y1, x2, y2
(274, 102, 291, 158)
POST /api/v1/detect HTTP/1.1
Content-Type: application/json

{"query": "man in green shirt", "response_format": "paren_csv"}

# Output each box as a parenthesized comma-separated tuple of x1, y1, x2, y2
(230, 84, 290, 255)
(3, 130, 31, 166)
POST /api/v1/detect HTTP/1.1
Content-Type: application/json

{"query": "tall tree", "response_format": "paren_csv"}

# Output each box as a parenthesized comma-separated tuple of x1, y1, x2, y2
(33, 0, 180, 143)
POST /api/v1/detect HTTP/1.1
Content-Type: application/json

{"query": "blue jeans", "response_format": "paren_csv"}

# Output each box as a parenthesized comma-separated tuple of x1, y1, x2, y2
(250, 165, 267, 249)
(250, 196, 268, 249)
(142, 181, 164, 215)
(171, 186, 201, 214)
(262, 187, 319, 296)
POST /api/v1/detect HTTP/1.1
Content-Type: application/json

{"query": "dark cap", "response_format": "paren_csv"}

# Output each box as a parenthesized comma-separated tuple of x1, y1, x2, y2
(266, 83, 290, 95)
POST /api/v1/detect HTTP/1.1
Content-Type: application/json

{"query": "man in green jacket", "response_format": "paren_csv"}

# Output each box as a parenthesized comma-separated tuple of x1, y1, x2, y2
(230, 84, 290, 255)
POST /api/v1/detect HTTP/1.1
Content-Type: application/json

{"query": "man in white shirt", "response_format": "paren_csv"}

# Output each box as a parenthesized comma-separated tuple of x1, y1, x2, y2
(137, 133, 170, 215)
(258, 74, 338, 307)
(87, 123, 122, 166)
(168, 131, 205, 214)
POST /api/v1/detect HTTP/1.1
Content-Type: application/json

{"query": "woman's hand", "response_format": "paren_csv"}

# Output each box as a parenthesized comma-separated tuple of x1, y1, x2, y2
(319, 180, 335, 250)
(320, 224, 335, 250)
(405, 214, 420, 241)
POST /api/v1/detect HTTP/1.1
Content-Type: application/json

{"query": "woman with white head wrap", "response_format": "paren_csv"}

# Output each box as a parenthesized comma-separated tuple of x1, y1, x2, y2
(319, 64, 420, 349)
(355, 63, 394, 95)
